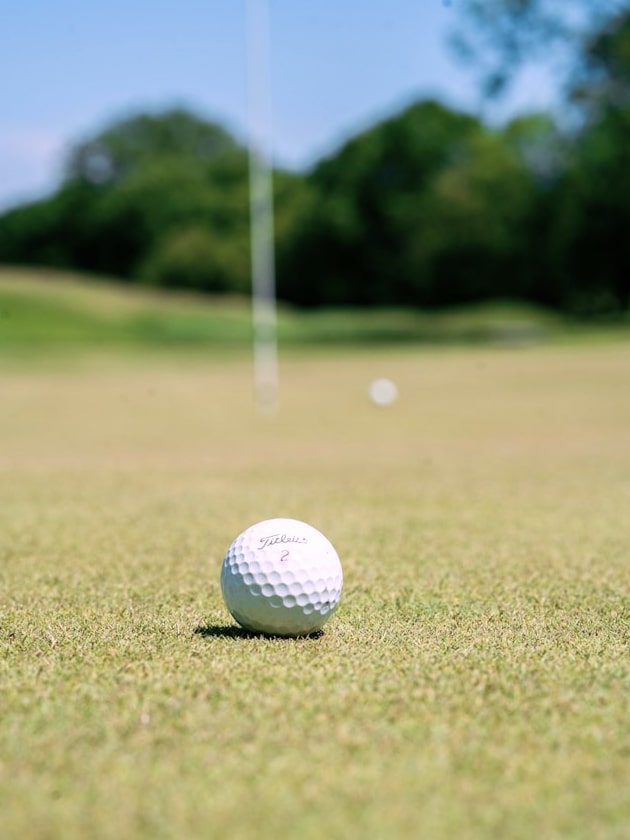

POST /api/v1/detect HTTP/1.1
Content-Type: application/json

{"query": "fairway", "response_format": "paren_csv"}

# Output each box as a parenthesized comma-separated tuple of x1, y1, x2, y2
(1, 342, 629, 839)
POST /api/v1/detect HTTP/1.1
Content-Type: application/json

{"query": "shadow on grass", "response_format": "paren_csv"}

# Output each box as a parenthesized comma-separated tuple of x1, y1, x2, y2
(193, 624, 323, 641)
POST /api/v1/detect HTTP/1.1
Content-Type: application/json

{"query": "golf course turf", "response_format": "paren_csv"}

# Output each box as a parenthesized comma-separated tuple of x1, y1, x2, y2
(1, 284, 629, 838)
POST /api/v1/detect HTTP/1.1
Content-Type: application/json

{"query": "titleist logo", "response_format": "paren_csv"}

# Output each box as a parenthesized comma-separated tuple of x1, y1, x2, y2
(258, 533, 308, 550)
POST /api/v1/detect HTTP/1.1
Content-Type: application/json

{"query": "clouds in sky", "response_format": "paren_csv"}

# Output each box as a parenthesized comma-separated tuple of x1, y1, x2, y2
(0, 127, 67, 211)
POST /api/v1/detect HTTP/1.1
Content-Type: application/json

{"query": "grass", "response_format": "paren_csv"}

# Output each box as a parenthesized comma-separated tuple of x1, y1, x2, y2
(0, 265, 601, 356)
(1, 321, 629, 838)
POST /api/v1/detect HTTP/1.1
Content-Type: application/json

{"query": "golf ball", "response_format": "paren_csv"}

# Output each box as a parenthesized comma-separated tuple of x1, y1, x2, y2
(220, 518, 343, 636)
(369, 378, 398, 406)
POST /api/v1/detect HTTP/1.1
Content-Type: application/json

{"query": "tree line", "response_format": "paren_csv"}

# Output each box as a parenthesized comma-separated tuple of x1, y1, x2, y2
(1, 6, 629, 315)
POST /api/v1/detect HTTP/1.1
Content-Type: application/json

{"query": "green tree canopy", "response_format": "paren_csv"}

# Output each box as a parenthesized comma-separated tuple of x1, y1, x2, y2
(551, 10, 630, 312)
(65, 108, 240, 185)
(452, 0, 624, 99)
(2, 49, 630, 315)
(0, 109, 253, 293)
(278, 100, 537, 307)
(571, 7, 630, 118)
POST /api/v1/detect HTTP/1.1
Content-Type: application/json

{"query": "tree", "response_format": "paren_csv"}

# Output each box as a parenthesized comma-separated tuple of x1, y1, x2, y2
(278, 99, 537, 308)
(65, 108, 240, 185)
(452, 0, 625, 100)
(501, 112, 568, 185)
(405, 126, 536, 305)
(279, 101, 481, 306)
(0, 180, 101, 270)
(83, 151, 250, 283)
(570, 6, 630, 118)
(450, 2, 630, 313)
(141, 225, 249, 294)
(0, 109, 253, 294)
(546, 9, 630, 313)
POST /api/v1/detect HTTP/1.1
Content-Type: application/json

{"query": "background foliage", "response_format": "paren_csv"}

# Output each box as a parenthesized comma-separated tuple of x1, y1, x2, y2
(1, 4, 629, 315)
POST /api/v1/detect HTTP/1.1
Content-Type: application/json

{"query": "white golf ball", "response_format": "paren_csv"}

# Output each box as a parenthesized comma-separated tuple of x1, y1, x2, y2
(220, 518, 343, 636)
(369, 378, 398, 406)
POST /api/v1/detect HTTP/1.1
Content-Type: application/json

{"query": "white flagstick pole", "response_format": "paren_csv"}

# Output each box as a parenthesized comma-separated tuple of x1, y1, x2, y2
(246, 0, 278, 414)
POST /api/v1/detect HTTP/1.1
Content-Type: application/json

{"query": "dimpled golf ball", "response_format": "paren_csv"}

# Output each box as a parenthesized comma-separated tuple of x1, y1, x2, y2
(220, 518, 343, 636)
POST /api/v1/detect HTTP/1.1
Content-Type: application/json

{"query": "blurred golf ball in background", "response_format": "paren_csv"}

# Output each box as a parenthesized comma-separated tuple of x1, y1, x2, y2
(368, 378, 398, 406)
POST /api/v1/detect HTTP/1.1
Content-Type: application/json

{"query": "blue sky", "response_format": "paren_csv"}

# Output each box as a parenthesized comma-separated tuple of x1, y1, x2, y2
(0, 0, 560, 211)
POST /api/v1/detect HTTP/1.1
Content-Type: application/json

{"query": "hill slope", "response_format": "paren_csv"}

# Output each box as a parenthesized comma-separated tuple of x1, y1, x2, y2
(0, 265, 591, 355)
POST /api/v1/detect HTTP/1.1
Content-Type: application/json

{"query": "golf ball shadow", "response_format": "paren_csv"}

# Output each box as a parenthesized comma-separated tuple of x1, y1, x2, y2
(193, 624, 324, 641)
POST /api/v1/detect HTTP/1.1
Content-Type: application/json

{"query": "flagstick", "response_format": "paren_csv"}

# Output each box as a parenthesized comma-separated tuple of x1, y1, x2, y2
(246, 0, 278, 414)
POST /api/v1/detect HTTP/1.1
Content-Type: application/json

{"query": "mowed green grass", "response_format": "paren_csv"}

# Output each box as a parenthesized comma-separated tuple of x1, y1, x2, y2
(1, 333, 630, 837)
(0, 266, 578, 352)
